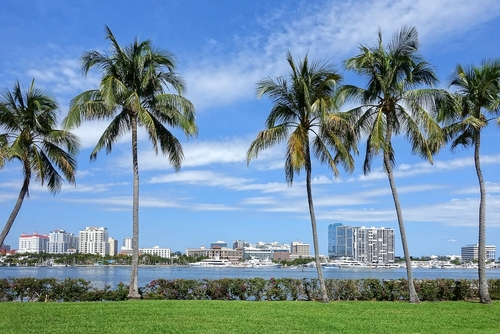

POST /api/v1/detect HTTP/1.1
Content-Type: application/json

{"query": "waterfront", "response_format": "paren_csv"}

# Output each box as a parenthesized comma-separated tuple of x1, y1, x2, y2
(1, 266, 500, 288)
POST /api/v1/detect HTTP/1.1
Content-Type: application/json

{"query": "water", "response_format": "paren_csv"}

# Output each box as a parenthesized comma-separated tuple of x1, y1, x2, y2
(1, 266, 499, 288)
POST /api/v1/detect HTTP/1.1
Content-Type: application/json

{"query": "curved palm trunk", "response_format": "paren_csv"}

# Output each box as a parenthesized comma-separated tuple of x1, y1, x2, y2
(474, 132, 491, 304)
(128, 115, 141, 299)
(384, 119, 419, 303)
(305, 149, 328, 302)
(0, 175, 30, 247)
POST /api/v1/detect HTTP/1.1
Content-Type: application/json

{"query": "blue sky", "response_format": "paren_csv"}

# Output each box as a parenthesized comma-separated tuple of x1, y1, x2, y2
(1, 0, 500, 257)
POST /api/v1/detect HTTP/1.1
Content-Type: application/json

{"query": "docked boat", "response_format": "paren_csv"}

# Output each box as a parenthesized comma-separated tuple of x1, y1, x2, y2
(246, 257, 282, 269)
(330, 257, 367, 268)
(188, 258, 234, 268)
(321, 263, 340, 270)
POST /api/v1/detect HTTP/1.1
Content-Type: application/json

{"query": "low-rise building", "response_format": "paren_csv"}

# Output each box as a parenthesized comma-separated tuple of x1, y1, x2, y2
(461, 244, 496, 261)
(186, 245, 242, 263)
(140, 246, 171, 259)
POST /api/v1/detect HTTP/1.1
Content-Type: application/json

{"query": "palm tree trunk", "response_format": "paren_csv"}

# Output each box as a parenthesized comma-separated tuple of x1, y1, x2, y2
(0, 170, 30, 248)
(305, 149, 328, 302)
(474, 132, 491, 304)
(128, 115, 141, 299)
(384, 118, 419, 303)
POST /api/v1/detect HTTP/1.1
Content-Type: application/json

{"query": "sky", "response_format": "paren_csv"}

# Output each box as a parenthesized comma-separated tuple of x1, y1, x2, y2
(1, 0, 500, 257)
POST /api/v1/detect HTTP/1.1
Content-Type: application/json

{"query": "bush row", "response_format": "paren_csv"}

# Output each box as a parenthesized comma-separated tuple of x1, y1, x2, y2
(1, 277, 499, 302)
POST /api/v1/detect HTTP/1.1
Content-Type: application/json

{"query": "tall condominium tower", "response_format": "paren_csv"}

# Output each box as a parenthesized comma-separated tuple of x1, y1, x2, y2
(328, 223, 395, 264)
(78, 227, 109, 256)
(48, 229, 78, 253)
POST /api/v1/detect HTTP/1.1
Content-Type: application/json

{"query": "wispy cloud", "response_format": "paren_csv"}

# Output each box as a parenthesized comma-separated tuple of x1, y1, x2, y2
(350, 154, 500, 182)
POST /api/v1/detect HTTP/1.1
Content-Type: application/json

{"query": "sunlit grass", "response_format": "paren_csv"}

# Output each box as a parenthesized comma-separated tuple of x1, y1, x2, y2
(1, 300, 499, 333)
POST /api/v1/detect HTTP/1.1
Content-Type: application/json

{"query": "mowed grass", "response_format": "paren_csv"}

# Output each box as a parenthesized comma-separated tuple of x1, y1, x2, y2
(1, 300, 499, 333)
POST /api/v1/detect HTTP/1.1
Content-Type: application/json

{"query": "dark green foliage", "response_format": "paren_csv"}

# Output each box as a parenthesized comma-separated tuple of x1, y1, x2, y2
(488, 278, 500, 300)
(1, 277, 499, 302)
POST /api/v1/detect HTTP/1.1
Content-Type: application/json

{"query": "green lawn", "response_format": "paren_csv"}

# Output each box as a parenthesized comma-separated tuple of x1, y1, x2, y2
(1, 300, 499, 333)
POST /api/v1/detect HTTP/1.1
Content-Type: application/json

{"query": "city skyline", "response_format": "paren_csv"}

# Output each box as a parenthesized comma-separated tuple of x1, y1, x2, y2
(10, 224, 491, 259)
(1, 1, 500, 257)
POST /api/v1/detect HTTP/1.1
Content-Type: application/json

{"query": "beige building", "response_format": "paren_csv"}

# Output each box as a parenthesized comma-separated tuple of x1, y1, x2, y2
(186, 246, 243, 263)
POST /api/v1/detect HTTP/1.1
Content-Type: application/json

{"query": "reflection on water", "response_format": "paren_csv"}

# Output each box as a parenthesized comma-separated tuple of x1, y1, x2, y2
(1, 266, 499, 288)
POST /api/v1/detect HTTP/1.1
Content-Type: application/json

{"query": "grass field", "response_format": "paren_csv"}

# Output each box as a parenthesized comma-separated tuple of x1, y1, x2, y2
(1, 300, 499, 333)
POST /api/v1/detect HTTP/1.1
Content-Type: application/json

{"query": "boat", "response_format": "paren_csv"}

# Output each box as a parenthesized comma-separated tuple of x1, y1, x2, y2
(321, 263, 340, 270)
(330, 257, 367, 268)
(246, 257, 282, 269)
(188, 258, 234, 268)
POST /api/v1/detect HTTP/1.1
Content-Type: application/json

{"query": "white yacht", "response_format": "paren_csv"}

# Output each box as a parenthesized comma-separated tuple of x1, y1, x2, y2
(246, 257, 282, 269)
(330, 257, 367, 268)
(321, 263, 340, 270)
(188, 258, 234, 268)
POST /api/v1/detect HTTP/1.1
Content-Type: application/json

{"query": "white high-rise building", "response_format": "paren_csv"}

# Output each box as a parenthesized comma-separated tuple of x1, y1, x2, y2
(328, 224, 395, 264)
(48, 229, 78, 253)
(19, 232, 49, 253)
(354, 227, 394, 264)
(78, 227, 109, 256)
(123, 237, 132, 250)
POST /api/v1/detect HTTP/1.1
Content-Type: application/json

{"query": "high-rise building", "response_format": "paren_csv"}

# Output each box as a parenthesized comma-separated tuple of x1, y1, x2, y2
(78, 227, 109, 256)
(232, 240, 250, 250)
(461, 244, 496, 261)
(328, 223, 354, 258)
(328, 223, 395, 264)
(108, 237, 119, 256)
(354, 226, 394, 264)
(18, 232, 49, 253)
(122, 237, 132, 250)
(48, 229, 78, 253)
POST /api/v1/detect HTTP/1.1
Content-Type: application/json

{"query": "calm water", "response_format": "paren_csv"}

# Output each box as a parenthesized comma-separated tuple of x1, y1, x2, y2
(1, 266, 500, 288)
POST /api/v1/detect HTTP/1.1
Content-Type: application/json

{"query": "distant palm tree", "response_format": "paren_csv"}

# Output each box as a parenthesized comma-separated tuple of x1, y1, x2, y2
(247, 52, 356, 302)
(438, 59, 500, 304)
(0, 80, 79, 247)
(64, 26, 197, 299)
(338, 26, 445, 303)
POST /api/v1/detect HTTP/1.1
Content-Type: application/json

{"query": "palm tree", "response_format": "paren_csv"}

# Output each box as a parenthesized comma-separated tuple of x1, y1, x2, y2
(0, 133, 7, 168)
(338, 26, 445, 303)
(63, 26, 197, 299)
(247, 52, 356, 302)
(438, 59, 500, 304)
(0, 79, 79, 247)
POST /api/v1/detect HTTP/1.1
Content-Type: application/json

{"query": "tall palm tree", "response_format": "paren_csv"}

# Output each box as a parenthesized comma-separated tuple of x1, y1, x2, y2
(338, 26, 445, 303)
(0, 79, 79, 247)
(247, 52, 356, 302)
(64, 26, 197, 299)
(438, 59, 500, 304)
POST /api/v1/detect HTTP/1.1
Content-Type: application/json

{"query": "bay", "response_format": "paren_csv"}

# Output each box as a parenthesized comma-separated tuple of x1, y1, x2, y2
(1, 266, 500, 288)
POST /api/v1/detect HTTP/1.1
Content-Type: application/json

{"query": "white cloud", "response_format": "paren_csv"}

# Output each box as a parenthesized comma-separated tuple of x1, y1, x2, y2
(184, 0, 500, 111)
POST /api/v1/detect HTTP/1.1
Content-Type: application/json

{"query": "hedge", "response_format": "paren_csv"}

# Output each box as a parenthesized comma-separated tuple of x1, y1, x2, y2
(1, 277, 499, 302)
